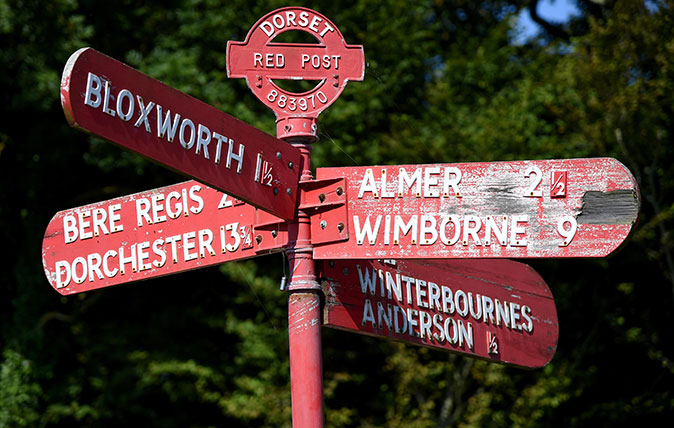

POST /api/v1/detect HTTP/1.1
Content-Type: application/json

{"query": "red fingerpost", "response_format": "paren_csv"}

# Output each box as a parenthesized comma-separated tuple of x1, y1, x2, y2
(228, 7, 365, 427)
(286, 143, 324, 428)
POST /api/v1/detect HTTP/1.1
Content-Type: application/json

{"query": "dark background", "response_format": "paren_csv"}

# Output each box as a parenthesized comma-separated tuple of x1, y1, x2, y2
(1, 0, 672, 426)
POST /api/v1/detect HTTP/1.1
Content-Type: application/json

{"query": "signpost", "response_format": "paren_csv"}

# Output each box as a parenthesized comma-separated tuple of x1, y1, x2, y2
(313, 158, 640, 260)
(226, 8, 364, 427)
(42, 181, 287, 295)
(320, 259, 558, 369)
(45, 6, 642, 428)
(61, 47, 302, 220)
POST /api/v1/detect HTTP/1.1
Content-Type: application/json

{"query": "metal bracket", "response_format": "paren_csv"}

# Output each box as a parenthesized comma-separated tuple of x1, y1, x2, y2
(251, 177, 348, 252)
(253, 209, 288, 254)
(299, 177, 349, 246)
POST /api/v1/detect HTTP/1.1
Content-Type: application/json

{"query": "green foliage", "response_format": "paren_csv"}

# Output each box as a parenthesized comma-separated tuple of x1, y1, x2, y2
(1, 0, 673, 426)
(0, 349, 42, 428)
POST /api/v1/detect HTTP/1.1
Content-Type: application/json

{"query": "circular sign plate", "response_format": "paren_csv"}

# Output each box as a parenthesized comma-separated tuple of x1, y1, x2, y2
(227, 7, 364, 141)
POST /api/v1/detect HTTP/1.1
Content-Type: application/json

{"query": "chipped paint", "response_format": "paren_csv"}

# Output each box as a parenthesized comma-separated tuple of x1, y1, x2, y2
(314, 158, 640, 259)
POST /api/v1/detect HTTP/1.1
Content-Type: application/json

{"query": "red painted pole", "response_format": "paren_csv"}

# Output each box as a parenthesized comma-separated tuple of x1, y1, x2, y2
(285, 142, 324, 428)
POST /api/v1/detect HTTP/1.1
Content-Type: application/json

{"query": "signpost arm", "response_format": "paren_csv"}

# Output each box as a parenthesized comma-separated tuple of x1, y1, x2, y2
(285, 142, 324, 428)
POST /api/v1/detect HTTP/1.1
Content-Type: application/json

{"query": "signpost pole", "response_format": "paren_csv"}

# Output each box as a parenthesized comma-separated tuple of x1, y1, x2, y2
(285, 142, 324, 428)
(226, 7, 364, 425)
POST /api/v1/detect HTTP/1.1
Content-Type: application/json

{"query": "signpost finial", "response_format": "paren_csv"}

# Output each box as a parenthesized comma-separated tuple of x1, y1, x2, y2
(227, 6, 365, 142)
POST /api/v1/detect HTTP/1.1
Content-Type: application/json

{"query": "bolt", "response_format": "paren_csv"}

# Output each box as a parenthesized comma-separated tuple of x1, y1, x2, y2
(337, 222, 345, 232)
(320, 220, 327, 229)
(318, 193, 326, 203)
(288, 161, 293, 169)
(336, 186, 343, 196)
(276, 152, 282, 159)
(255, 235, 262, 244)
(271, 230, 278, 238)
(286, 188, 292, 195)
(273, 187, 279, 195)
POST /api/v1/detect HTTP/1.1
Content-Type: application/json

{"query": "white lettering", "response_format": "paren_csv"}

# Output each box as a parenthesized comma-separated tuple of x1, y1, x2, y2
(156, 105, 180, 143)
(137, 241, 151, 272)
(357, 264, 377, 295)
(133, 96, 155, 132)
(116, 89, 134, 121)
(394, 215, 417, 245)
(423, 167, 440, 197)
(443, 167, 461, 197)
(260, 21, 274, 37)
(521, 305, 533, 333)
(358, 168, 378, 198)
(195, 124, 211, 159)
(227, 141, 244, 173)
(84, 72, 102, 108)
(63, 215, 78, 243)
(152, 239, 166, 268)
(102, 80, 115, 117)
(510, 215, 528, 246)
(420, 215, 438, 245)
(398, 168, 421, 197)
(362, 299, 375, 327)
(183, 231, 197, 261)
(353, 215, 382, 245)
(136, 198, 151, 226)
(55, 260, 71, 288)
(179, 118, 195, 149)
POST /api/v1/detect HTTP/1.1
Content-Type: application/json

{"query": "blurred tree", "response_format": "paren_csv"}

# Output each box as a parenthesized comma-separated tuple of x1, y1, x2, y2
(0, 0, 672, 427)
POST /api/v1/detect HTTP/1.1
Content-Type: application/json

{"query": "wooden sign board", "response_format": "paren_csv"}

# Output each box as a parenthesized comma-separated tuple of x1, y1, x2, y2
(42, 181, 286, 295)
(320, 259, 558, 368)
(61, 47, 302, 219)
(313, 158, 640, 259)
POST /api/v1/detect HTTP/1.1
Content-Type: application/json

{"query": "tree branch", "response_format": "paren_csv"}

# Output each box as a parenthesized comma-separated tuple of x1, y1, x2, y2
(529, 0, 571, 41)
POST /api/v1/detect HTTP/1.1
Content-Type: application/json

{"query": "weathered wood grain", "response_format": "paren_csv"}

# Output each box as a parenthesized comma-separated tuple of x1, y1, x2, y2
(313, 158, 640, 259)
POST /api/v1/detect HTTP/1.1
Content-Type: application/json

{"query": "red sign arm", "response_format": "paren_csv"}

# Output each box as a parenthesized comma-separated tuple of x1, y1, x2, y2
(313, 158, 640, 259)
(320, 259, 558, 369)
(61, 47, 302, 220)
(42, 181, 288, 295)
